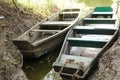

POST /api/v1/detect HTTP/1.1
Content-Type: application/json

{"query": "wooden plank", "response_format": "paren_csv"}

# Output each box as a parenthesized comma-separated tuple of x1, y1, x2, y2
(31, 30, 61, 32)
(92, 12, 113, 15)
(41, 21, 72, 26)
(92, 12, 113, 18)
(84, 24, 115, 28)
(73, 26, 116, 35)
(74, 29, 115, 35)
(73, 26, 117, 30)
(94, 7, 113, 12)
(84, 18, 116, 21)
(83, 18, 116, 24)
(67, 37, 107, 48)
(60, 11, 80, 14)
(63, 8, 80, 12)
(59, 14, 78, 21)
(53, 54, 92, 69)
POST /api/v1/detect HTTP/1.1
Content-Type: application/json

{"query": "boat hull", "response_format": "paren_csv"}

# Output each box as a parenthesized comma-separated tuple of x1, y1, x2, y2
(53, 30, 118, 79)
(12, 8, 81, 58)
(20, 32, 67, 58)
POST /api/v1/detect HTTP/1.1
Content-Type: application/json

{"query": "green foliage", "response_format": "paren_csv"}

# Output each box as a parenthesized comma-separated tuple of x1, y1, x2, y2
(16, 0, 56, 17)
(0, 0, 57, 18)
(0, 0, 116, 18)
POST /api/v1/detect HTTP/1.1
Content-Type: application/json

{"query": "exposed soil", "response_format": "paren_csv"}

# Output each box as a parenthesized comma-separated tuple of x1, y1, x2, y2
(0, 1, 41, 80)
(0, 1, 120, 80)
(88, 38, 120, 80)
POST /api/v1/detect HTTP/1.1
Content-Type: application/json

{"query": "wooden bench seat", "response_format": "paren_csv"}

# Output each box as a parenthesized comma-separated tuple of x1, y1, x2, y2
(92, 12, 113, 18)
(73, 26, 117, 30)
(53, 54, 93, 70)
(31, 30, 61, 33)
(94, 7, 113, 12)
(41, 21, 72, 26)
(59, 13, 78, 21)
(67, 37, 108, 48)
(53, 54, 92, 77)
(60, 11, 80, 14)
(73, 26, 116, 35)
(83, 18, 116, 24)
(92, 12, 113, 15)
(63, 8, 80, 12)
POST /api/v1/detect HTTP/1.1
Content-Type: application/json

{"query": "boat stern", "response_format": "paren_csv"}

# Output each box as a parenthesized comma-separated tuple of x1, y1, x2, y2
(53, 54, 92, 79)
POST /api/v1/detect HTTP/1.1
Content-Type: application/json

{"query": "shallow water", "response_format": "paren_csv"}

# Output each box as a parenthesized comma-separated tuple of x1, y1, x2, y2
(23, 48, 60, 80)
(23, 0, 114, 80)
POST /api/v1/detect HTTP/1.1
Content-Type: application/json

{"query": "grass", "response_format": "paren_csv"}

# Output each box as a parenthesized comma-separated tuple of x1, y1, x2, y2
(1, 0, 119, 20)
(17, 0, 56, 17)
(0, 0, 82, 18)
(0, 0, 58, 18)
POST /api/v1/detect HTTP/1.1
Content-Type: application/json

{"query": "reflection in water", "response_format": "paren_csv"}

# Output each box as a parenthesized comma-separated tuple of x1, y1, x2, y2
(23, 48, 60, 80)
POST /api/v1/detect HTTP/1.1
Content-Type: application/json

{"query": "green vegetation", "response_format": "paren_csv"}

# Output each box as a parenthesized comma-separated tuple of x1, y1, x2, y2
(1, 0, 118, 19)
(1, 0, 57, 18)
(16, 0, 56, 17)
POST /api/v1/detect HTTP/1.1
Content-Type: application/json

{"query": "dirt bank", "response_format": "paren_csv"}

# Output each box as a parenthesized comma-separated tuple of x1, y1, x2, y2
(0, 1, 41, 80)
(88, 38, 120, 80)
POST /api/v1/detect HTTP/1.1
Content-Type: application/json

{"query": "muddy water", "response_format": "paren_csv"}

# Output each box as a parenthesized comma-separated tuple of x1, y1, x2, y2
(23, 0, 113, 80)
(23, 48, 60, 80)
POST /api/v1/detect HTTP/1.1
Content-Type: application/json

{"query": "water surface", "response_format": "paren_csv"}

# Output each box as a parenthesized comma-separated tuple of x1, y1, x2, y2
(23, 48, 60, 80)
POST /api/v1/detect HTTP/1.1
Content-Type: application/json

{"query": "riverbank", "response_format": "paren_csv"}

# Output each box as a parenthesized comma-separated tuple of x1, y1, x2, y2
(0, 1, 41, 80)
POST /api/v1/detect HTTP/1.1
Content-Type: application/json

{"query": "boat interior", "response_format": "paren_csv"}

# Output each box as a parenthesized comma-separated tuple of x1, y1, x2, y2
(53, 7, 118, 78)
(17, 8, 80, 44)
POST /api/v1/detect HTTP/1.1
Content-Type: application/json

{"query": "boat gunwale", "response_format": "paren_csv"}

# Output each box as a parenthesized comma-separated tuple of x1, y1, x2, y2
(56, 11, 119, 61)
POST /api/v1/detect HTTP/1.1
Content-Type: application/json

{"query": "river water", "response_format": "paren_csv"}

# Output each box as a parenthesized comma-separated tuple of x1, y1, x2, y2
(23, 48, 60, 80)
(23, 0, 114, 80)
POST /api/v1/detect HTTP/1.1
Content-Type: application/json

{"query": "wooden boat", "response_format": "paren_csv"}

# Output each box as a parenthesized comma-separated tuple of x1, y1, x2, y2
(53, 7, 119, 79)
(12, 8, 81, 58)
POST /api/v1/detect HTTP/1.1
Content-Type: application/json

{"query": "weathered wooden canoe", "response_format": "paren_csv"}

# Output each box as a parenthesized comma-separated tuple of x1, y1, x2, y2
(53, 7, 119, 79)
(12, 8, 81, 58)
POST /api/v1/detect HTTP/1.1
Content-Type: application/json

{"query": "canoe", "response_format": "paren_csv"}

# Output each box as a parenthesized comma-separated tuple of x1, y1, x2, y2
(12, 8, 80, 58)
(53, 7, 119, 79)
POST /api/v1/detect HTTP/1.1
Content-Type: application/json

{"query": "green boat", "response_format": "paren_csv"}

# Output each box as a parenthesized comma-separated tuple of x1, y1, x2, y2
(52, 7, 119, 79)
(12, 8, 80, 58)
